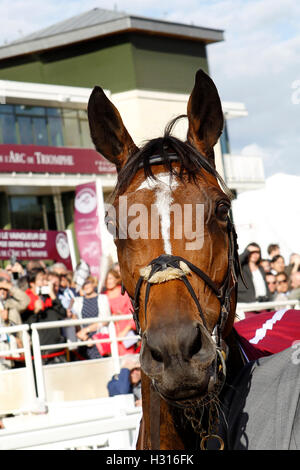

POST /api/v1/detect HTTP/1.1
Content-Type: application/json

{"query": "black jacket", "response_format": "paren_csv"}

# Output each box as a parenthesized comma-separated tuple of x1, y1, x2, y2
(237, 250, 271, 303)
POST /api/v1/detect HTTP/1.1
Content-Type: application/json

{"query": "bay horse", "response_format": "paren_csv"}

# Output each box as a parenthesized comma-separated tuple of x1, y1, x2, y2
(88, 69, 246, 450)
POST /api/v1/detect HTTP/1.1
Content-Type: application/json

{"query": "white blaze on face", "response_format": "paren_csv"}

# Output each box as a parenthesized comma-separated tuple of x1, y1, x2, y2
(137, 172, 178, 254)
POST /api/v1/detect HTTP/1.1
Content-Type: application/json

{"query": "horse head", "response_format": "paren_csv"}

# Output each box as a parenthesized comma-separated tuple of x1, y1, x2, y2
(88, 69, 241, 448)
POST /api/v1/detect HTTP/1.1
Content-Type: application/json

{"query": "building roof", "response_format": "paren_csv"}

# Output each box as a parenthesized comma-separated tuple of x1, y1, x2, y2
(0, 8, 224, 61)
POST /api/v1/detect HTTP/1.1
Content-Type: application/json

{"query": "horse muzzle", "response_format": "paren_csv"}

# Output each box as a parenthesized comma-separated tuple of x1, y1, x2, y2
(140, 321, 223, 404)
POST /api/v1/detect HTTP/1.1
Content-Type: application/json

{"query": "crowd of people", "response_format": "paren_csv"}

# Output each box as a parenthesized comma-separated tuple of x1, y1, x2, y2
(237, 242, 300, 305)
(0, 259, 140, 371)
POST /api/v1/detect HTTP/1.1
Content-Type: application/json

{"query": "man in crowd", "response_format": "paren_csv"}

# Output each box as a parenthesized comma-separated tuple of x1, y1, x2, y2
(267, 244, 280, 259)
(107, 357, 142, 407)
(288, 271, 300, 301)
(274, 272, 290, 301)
(23, 268, 67, 364)
(265, 272, 277, 301)
(0, 269, 30, 370)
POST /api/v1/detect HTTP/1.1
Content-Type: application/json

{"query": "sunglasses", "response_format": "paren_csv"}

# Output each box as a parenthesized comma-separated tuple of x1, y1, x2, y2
(267, 281, 276, 285)
(276, 280, 287, 284)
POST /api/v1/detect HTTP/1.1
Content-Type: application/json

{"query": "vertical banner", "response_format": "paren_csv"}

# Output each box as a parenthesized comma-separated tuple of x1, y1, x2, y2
(74, 181, 103, 281)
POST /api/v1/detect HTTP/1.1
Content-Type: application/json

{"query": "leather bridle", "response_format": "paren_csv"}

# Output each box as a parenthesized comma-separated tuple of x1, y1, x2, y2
(119, 154, 243, 449)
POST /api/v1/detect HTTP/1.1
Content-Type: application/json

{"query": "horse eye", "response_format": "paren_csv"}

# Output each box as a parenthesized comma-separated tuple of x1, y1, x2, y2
(216, 202, 230, 221)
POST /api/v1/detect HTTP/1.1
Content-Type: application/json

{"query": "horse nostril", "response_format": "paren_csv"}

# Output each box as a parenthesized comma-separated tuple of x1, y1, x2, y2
(150, 347, 163, 363)
(188, 326, 202, 358)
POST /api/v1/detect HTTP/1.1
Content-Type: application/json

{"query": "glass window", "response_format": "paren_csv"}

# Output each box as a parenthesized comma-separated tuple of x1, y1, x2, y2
(9, 195, 57, 230)
(0, 114, 17, 144)
(18, 116, 34, 145)
(48, 116, 64, 147)
(33, 117, 49, 146)
(10, 196, 43, 230)
(15, 105, 45, 116)
(63, 117, 81, 147)
(79, 119, 93, 148)
(0, 104, 14, 114)
(46, 108, 61, 117)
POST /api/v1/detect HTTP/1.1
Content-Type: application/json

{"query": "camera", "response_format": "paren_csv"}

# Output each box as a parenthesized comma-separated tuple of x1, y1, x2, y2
(36, 285, 51, 296)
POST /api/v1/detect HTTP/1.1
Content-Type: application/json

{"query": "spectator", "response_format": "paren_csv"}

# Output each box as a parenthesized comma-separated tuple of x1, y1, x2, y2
(49, 262, 68, 276)
(237, 243, 270, 303)
(270, 255, 286, 275)
(103, 269, 139, 356)
(0, 269, 29, 331)
(107, 357, 142, 407)
(72, 278, 111, 360)
(286, 253, 300, 280)
(5, 260, 25, 284)
(274, 272, 290, 302)
(0, 269, 29, 370)
(267, 244, 280, 259)
(26, 260, 47, 273)
(260, 259, 271, 273)
(23, 268, 68, 364)
(288, 272, 300, 301)
(265, 272, 277, 301)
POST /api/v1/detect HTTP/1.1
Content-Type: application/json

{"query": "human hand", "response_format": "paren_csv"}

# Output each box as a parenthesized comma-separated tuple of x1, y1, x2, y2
(76, 329, 89, 341)
(135, 399, 142, 407)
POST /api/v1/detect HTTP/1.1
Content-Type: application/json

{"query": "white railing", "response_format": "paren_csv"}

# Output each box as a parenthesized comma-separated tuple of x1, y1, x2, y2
(0, 396, 142, 450)
(0, 324, 37, 414)
(30, 314, 140, 410)
(236, 299, 300, 321)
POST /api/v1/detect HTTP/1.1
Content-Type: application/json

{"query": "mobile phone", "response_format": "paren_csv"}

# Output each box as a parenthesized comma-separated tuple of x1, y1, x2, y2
(13, 272, 19, 280)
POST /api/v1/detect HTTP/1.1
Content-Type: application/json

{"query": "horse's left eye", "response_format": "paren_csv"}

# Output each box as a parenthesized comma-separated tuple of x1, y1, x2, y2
(216, 202, 230, 221)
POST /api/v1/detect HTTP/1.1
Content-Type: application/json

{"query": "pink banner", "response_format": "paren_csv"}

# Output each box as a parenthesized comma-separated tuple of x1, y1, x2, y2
(0, 229, 73, 270)
(74, 182, 102, 279)
(0, 144, 116, 175)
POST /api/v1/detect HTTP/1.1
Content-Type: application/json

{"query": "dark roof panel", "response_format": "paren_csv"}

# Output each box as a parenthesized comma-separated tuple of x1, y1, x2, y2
(0, 8, 224, 60)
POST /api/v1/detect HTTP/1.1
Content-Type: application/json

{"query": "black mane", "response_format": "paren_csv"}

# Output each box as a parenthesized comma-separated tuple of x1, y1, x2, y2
(114, 115, 232, 198)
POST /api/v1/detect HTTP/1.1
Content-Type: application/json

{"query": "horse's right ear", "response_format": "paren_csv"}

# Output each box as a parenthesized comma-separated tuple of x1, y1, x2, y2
(187, 69, 224, 168)
(88, 87, 139, 171)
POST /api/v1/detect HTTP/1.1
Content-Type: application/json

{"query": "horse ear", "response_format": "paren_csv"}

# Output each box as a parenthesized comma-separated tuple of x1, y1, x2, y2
(187, 69, 224, 168)
(88, 86, 138, 171)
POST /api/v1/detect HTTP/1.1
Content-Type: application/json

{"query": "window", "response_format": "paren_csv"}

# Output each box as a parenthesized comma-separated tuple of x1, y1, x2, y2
(9, 196, 57, 230)
(0, 104, 91, 148)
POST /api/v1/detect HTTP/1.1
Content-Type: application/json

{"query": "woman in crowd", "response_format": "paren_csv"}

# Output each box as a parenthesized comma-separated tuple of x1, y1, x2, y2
(103, 269, 138, 356)
(72, 277, 111, 359)
(237, 242, 271, 303)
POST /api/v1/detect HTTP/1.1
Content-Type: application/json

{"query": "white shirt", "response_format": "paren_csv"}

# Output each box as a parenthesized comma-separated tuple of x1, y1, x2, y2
(252, 268, 267, 298)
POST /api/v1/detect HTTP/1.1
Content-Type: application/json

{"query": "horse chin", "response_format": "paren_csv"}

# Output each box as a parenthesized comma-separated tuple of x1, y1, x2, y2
(151, 362, 218, 407)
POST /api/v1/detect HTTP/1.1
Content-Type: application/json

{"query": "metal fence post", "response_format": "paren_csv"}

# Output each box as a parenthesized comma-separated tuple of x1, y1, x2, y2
(22, 327, 37, 410)
(108, 321, 120, 375)
(31, 326, 47, 412)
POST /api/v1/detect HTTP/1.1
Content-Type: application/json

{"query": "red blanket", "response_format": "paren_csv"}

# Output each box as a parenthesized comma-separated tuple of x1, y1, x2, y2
(233, 309, 300, 361)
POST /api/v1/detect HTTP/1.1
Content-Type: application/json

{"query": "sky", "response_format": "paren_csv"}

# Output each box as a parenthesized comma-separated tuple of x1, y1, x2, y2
(0, 0, 299, 178)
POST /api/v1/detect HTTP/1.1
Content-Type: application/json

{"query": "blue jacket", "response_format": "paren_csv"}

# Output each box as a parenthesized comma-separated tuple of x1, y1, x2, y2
(107, 368, 132, 396)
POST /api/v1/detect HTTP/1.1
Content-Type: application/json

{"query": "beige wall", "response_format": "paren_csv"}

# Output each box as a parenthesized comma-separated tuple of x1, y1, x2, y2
(112, 89, 224, 178)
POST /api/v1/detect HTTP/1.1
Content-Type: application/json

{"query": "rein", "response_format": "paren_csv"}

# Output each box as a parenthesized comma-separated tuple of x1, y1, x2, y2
(120, 155, 243, 450)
